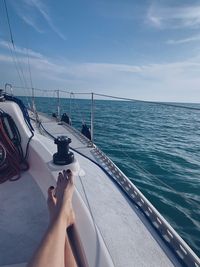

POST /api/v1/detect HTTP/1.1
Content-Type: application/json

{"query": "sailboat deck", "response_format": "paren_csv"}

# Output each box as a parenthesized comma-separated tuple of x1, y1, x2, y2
(0, 172, 48, 267)
(32, 113, 181, 267)
(1, 106, 198, 267)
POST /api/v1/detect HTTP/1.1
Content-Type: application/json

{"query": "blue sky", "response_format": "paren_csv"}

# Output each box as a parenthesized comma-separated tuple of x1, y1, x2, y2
(0, 0, 200, 102)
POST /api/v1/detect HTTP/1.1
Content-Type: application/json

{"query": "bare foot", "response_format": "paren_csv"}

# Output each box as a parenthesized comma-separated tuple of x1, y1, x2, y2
(47, 169, 75, 228)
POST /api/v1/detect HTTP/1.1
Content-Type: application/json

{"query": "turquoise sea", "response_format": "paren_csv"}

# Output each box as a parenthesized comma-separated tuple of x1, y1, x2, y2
(21, 96, 200, 257)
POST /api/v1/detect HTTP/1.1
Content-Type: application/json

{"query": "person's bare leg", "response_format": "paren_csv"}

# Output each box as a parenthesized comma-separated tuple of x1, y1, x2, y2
(27, 170, 75, 267)
(48, 171, 77, 267)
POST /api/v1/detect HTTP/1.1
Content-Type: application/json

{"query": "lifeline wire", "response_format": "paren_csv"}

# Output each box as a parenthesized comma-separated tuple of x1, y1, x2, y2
(12, 85, 200, 112)
(93, 93, 200, 111)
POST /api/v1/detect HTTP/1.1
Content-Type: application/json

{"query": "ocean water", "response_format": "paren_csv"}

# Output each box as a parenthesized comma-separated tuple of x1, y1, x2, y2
(22, 96, 200, 256)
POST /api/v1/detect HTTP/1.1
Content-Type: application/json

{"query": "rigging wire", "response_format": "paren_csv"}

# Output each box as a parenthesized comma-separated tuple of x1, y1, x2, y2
(26, 47, 34, 90)
(6, 44, 31, 108)
(25, 37, 34, 109)
(3, 0, 13, 44)
(93, 93, 200, 111)
(3, 0, 31, 99)
(0, 0, 21, 87)
(7, 42, 24, 87)
(13, 86, 66, 94)
(4, 44, 31, 107)
(59, 90, 91, 95)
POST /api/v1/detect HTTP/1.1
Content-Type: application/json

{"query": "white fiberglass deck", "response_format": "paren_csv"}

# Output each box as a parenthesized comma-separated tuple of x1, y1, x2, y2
(1, 103, 199, 267)
(0, 172, 48, 267)
(32, 113, 182, 267)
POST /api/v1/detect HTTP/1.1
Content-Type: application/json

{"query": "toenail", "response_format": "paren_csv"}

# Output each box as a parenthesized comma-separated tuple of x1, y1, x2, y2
(49, 186, 54, 190)
(66, 169, 71, 173)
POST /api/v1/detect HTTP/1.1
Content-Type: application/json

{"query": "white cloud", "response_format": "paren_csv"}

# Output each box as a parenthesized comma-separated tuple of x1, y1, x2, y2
(148, 15, 162, 28)
(0, 40, 43, 59)
(20, 15, 44, 34)
(15, 0, 66, 40)
(0, 54, 13, 63)
(167, 35, 200, 45)
(1, 43, 200, 102)
(147, 4, 200, 29)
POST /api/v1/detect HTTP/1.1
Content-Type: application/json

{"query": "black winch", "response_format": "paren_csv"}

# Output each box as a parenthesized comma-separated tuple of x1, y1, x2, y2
(0, 89, 5, 102)
(53, 136, 74, 165)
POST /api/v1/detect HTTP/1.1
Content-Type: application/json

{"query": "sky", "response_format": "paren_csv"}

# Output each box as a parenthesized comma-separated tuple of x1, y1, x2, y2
(0, 0, 200, 102)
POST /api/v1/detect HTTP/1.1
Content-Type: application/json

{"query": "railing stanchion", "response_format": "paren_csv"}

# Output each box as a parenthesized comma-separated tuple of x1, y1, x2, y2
(57, 89, 60, 119)
(70, 92, 72, 119)
(31, 87, 35, 112)
(91, 92, 94, 143)
(31, 87, 39, 122)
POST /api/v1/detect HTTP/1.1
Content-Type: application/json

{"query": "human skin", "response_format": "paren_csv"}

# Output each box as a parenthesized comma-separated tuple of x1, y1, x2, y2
(27, 170, 77, 267)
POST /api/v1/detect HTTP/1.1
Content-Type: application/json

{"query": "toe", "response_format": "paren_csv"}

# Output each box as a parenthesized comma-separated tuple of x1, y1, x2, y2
(63, 169, 73, 185)
(57, 172, 63, 185)
(66, 169, 71, 175)
(48, 186, 54, 195)
(63, 169, 68, 180)
(66, 169, 74, 184)
(48, 186, 56, 204)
